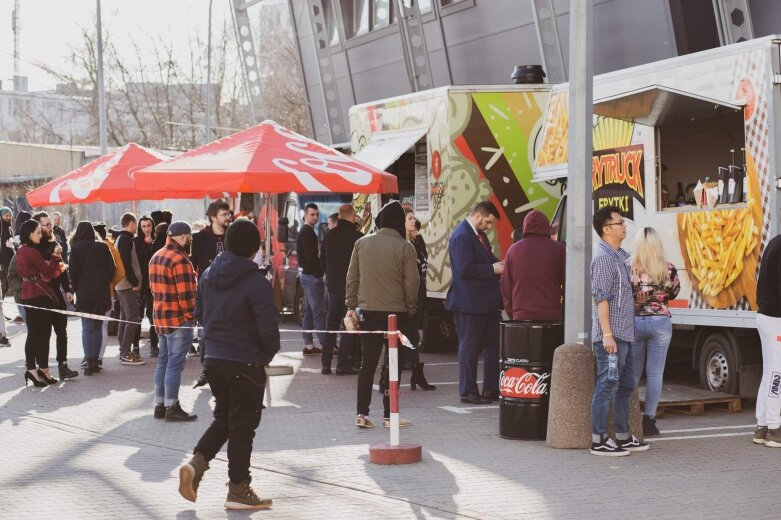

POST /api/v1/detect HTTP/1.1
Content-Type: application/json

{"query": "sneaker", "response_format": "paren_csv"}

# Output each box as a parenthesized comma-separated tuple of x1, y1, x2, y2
(188, 345, 199, 357)
(225, 479, 272, 510)
(179, 453, 209, 503)
(619, 435, 650, 452)
(154, 404, 166, 419)
(120, 354, 144, 366)
(642, 415, 660, 437)
(165, 401, 198, 422)
(80, 358, 88, 367)
(321, 366, 332, 375)
(303, 345, 321, 356)
(382, 417, 412, 428)
(355, 414, 374, 428)
(590, 437, 630, 457)
(765, 428, 781, 448)
(754, 426, 769, 444)
(131, 352, 146, 364)
(0, 336, 10, 347)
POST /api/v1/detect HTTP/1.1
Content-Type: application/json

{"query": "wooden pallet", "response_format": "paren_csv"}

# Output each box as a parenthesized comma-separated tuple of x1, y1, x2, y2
(639, 384, 742, 418)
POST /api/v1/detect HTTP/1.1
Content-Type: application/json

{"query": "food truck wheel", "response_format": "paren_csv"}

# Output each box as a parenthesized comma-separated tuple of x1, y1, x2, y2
(698, 332, 739, 394)
(294, 284, 304, 327)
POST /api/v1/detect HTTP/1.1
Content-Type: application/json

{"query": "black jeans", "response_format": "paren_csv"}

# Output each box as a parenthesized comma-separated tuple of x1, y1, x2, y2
(356, 311, 410, 418)
(52, 311, 68, 364)
(194, 359, 266, 484)
(323, 291, 354, 371)
(23, 296, 54, 370)
(133, 288, 158, 349)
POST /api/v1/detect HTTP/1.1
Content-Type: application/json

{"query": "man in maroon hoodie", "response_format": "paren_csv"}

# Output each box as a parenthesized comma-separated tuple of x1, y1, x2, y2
(501, 210, 565, 321)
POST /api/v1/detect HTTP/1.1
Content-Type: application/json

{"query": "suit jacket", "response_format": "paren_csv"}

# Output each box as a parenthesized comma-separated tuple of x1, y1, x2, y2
(445, 219, 501, 315)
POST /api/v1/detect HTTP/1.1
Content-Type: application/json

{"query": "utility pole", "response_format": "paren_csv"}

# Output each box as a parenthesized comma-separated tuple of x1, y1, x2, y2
(96, 0, 108, 155)
(205, 0, 214, 145)
(564, 0, 593, 345)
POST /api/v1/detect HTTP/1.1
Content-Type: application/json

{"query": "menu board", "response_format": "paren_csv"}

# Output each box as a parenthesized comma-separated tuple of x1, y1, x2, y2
(414, 141, 429, 214)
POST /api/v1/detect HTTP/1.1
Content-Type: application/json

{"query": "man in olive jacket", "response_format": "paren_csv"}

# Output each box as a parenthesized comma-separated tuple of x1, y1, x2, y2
(345, 201, 419, 428)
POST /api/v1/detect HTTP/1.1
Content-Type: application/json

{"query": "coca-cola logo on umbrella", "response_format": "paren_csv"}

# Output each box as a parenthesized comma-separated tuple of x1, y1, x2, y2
(500, 367, 550, 399)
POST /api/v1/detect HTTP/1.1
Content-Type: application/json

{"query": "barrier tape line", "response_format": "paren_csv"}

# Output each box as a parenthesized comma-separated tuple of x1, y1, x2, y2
(1, 300, 414, 348)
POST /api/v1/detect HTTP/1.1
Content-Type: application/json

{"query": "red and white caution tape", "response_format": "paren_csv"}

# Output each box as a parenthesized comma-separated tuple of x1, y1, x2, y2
(2, 300, 413, 348)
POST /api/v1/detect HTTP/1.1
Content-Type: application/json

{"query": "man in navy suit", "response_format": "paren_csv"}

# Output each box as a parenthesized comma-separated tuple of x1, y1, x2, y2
(446, 201, 504, 404)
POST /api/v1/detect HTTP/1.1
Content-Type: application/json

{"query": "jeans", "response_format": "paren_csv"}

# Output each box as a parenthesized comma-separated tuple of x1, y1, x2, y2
(357, 311, 410, 418)
(300, 274, 326, 346)
(591, 340, 636, 443)
(323, 291, 353, 370)
(81, 317, 103, 360)
(53, 311, 68, 365)
(116, 289, 140, 357)
(194, 359, 266, 484)
(154, 324, 194, 406)
(756, 313, 781, 429)
(631, 315, 672, 418)
(99, 309, 111, 360)
(23, 297, 53, 370)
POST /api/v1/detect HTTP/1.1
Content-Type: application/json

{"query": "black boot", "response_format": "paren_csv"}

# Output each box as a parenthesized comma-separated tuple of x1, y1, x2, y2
(58, 363, 79, 380)
(84, 358, 97, 376)
(410, 363, 435, 391)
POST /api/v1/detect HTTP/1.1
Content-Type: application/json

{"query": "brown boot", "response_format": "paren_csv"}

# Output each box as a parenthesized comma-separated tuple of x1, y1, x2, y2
(224, 479, 272, 510)
(178, 453, 209, 502)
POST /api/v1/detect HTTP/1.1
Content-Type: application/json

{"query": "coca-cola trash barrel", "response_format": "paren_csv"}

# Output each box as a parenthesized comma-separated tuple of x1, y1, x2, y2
(499, 321, 563, 440)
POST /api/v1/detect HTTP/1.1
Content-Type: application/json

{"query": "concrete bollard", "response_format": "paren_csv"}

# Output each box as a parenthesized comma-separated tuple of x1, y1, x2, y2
(546, 343, 595, 449)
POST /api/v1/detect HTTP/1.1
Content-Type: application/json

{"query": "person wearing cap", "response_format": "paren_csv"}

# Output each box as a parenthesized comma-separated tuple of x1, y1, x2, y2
(149, 221, 198, 422)
(179, 219, 279, 510)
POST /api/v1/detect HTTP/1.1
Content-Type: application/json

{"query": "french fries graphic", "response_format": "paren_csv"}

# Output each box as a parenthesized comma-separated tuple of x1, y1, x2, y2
(681, 202, 759, 297)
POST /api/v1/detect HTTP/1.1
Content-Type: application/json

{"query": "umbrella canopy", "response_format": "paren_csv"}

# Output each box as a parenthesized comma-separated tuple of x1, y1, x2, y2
(26, 143, 225, 207)
(134, 120, 399, 194)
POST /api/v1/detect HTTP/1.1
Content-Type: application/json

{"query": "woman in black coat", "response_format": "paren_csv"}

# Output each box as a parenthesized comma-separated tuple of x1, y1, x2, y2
(69, 222, 115, 375)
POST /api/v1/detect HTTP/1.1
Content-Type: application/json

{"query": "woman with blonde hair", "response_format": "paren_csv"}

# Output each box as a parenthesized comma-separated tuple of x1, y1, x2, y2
(631, 227, 680, 436)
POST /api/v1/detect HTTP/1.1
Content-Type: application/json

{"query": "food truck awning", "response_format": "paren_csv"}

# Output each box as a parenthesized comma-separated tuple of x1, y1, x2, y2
(593, 85, 742, 127)
(353, 127, 428, 171)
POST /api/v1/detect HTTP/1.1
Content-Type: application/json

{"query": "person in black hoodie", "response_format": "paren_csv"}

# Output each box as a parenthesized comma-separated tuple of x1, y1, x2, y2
(179, 219, 279, 510)
(32, 211, 79, 380)
(133, 215, 158, 357)
(320, 204, 363, 374)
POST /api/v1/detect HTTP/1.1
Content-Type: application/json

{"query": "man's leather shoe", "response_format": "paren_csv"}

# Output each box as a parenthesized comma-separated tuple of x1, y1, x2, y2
(460, 393, 491, 405)
(481, 390, 499, 402)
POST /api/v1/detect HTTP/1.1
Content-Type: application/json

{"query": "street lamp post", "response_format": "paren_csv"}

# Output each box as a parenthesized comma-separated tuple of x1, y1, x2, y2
(563, 0, 593, 345)
(205, 0, 214, 145)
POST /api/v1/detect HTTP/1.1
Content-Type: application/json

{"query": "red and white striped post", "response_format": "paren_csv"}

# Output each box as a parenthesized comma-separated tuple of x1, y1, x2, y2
(368, 314, 422, 465)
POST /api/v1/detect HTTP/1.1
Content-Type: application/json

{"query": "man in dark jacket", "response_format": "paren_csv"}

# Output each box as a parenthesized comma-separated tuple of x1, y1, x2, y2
(1, 207, 14, 295)
(445, 201, 504, 404)
(32, 211, 79, 380)
(115, 213, 145, 365)
(133, 215, 158, 357)
(296, 202, 325, 356)
(501, 210, 565, 321)
(179, 219, 279, 510)
(320, 204, 363, 374)
(51, 211, 69, 262)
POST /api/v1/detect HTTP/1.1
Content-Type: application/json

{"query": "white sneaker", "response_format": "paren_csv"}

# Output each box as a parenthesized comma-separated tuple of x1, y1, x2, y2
(590, 437, 630, 457)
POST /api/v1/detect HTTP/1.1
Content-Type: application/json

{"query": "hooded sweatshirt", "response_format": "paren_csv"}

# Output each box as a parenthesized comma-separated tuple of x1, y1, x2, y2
(194, 250, 280, 366)
(501, 210, 566, 321)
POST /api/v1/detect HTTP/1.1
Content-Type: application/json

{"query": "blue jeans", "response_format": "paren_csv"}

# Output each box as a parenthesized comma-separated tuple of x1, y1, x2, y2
(323, 291, 353, 369)
(81, 317, 103, 360)
(632, 315, 672, 418)
(300, 274, 326, 345)
(154, 324, 194, 406)
(591, 340, 636, 443)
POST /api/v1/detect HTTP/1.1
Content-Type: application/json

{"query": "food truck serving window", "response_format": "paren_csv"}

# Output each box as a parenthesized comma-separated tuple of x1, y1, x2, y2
(593, 85, 746, 212)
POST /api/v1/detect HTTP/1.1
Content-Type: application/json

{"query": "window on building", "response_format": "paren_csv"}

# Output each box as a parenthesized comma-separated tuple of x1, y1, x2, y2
(373, 0, 393, 29)
(440, 0, 465, 7)
(668, 0, 720, 55)
(340, 0, 370, 38)
(323, 0, 340, 46)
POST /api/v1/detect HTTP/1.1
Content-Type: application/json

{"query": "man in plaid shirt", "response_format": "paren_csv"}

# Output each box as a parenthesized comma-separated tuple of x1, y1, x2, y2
(149, 221, 198, 422)
(589, 205, 648, 457)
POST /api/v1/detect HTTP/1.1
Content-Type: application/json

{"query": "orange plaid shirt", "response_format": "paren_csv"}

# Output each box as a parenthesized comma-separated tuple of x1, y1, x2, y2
(149, 239, 197, 334)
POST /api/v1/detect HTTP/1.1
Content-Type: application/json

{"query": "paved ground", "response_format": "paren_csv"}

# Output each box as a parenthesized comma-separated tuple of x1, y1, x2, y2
(0, 301, 777, 519)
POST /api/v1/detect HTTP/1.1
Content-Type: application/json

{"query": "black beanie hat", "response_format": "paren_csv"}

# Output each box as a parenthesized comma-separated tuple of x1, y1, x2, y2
(376, 201, 406, 239)
(225, 219, 261, 257)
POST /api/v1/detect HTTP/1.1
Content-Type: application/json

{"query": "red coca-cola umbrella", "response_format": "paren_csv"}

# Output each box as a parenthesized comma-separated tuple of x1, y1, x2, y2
(133, 120, 399, 194)
(26, 143, 226, 207)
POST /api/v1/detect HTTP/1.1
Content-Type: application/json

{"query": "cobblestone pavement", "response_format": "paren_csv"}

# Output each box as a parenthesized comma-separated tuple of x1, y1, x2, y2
(0, 304, 777, 519)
